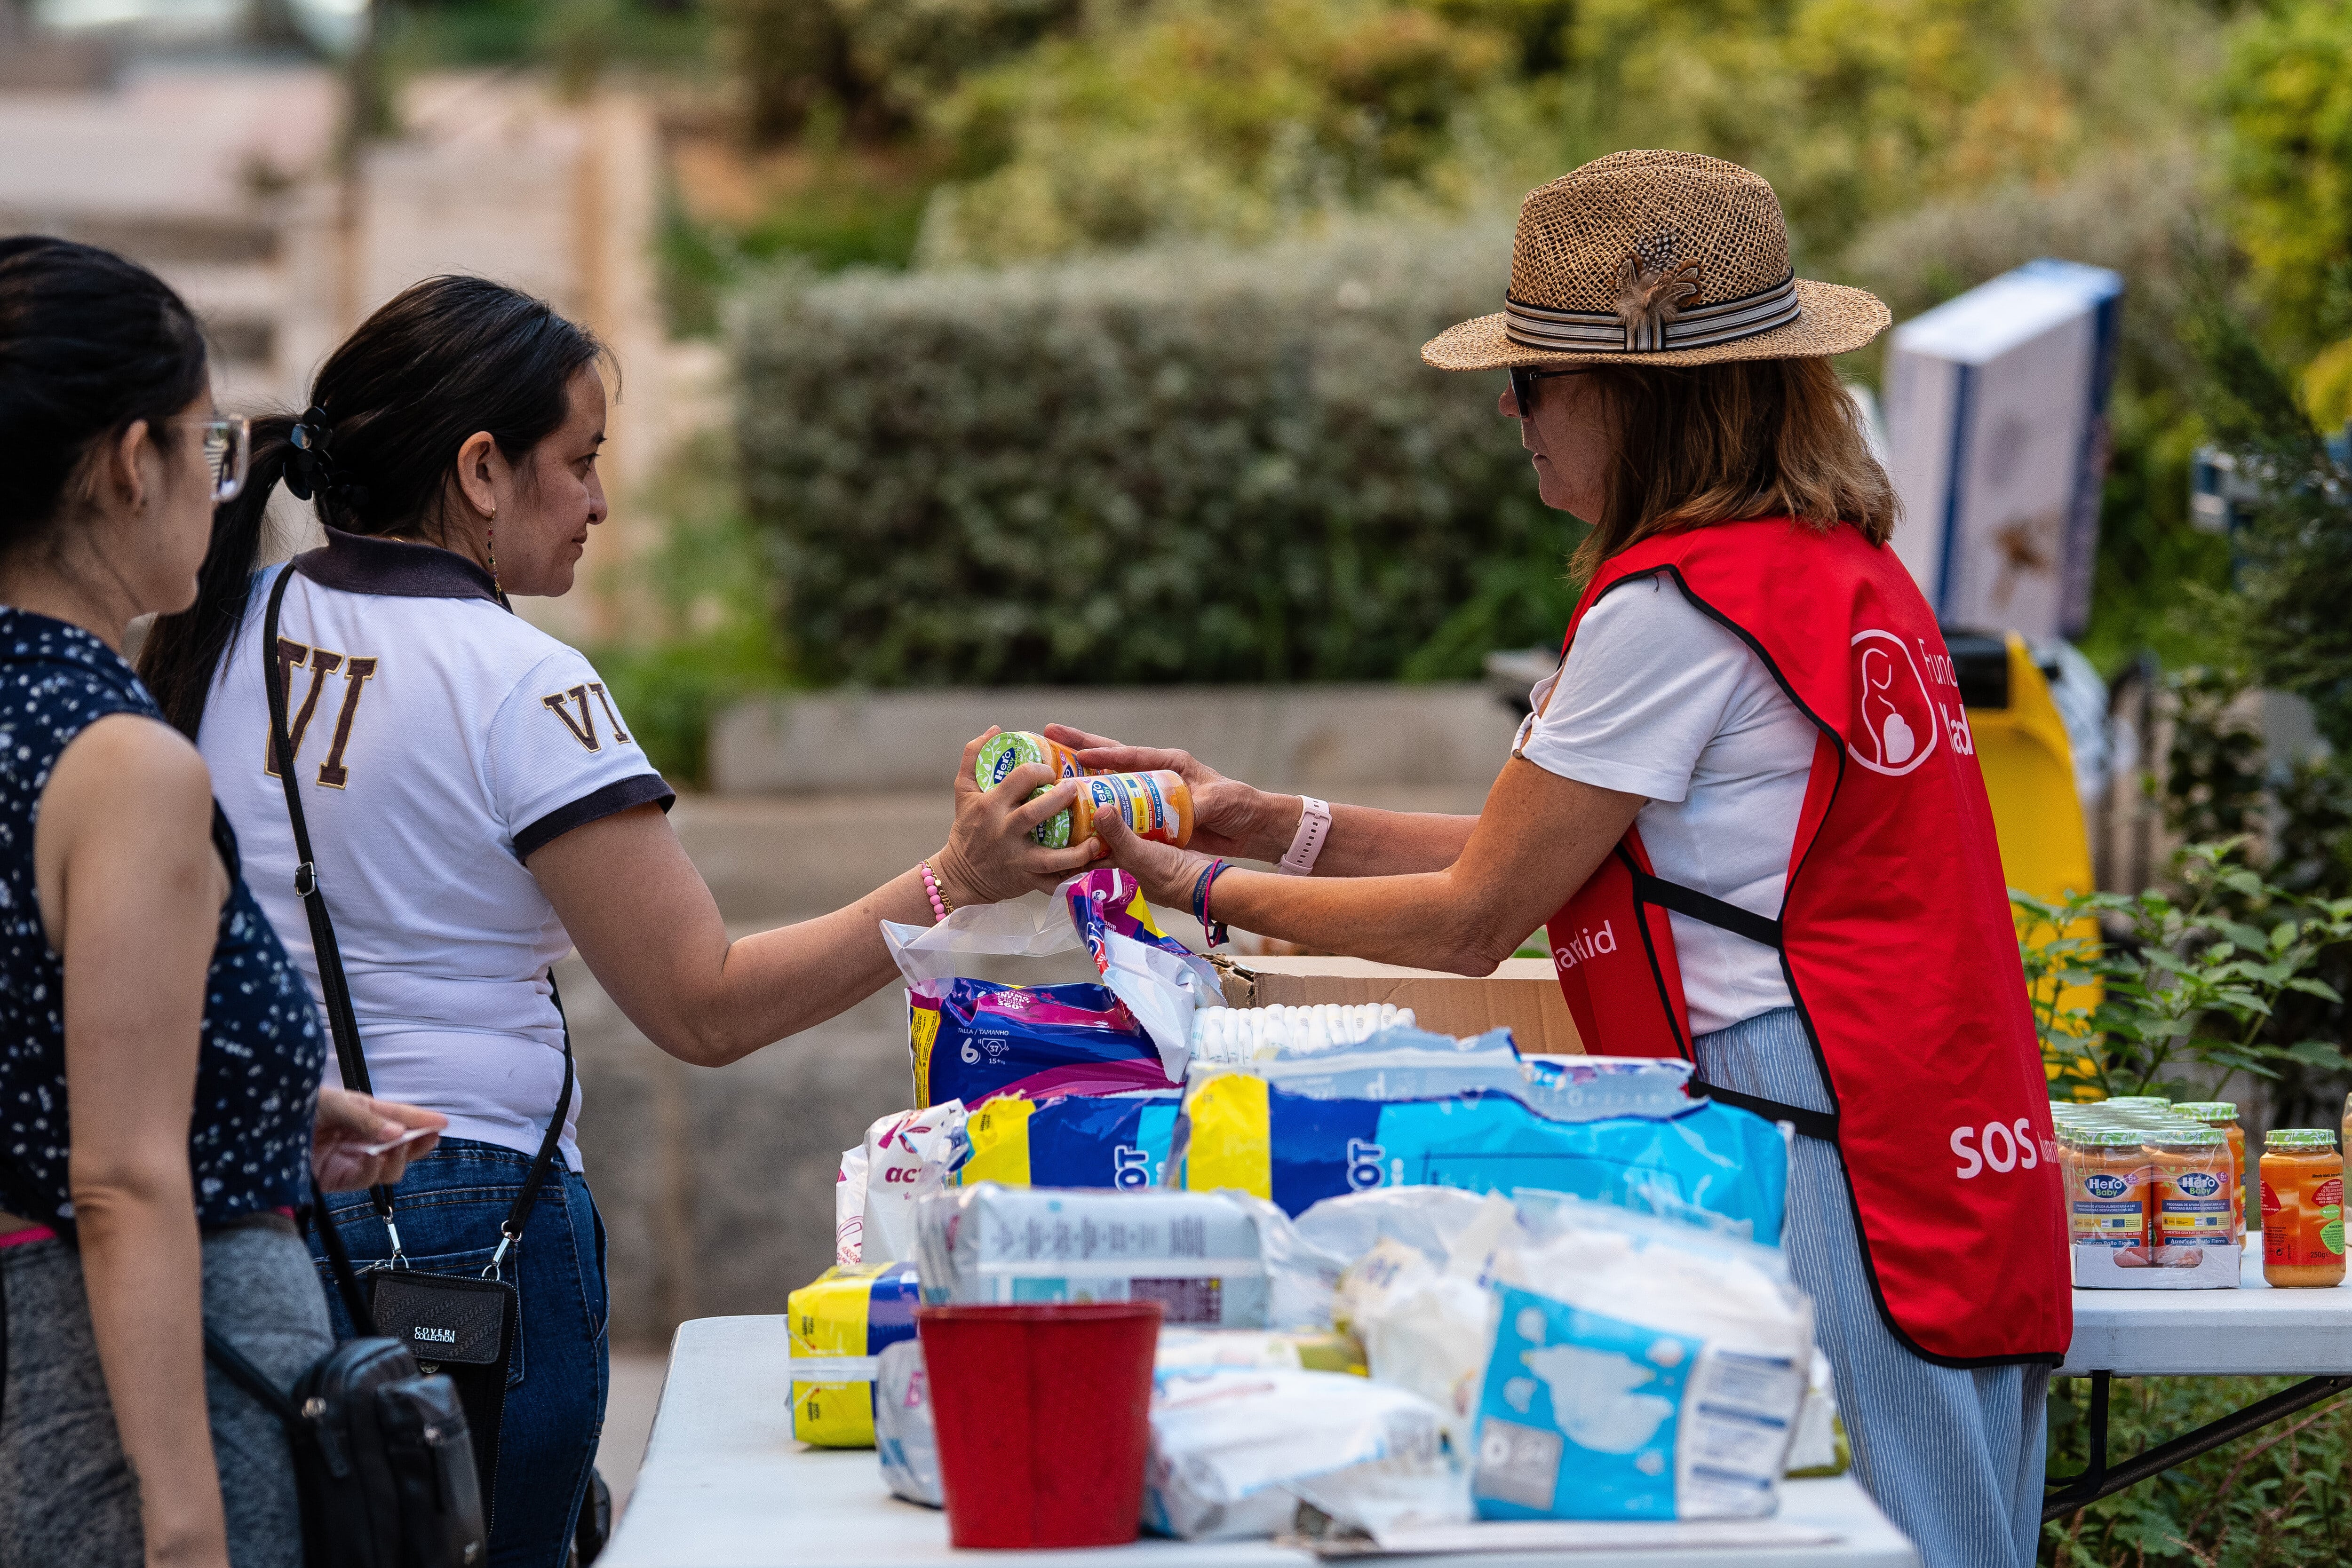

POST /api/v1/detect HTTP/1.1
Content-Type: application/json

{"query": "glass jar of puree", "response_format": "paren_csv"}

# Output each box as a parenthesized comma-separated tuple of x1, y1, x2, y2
(2147, 1125, 2234, 1259)
(2261, 1129, 2345, 1288)
(2067, 1129, 2152, 1253)
(2173, 1103, 2247, 1234)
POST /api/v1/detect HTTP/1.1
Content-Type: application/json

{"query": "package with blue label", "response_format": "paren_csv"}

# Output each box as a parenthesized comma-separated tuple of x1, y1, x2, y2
(1470, 1203, 1814, 1522)
(908, 979, 1177, 1109)
(787, 1261, 922, 1448)
(1181, 1074, 1788, 1243)
(1195, 1027, 1694, 1124)
(914, 1183, 1271, 1325)
(959, 1090, 1183, 1190)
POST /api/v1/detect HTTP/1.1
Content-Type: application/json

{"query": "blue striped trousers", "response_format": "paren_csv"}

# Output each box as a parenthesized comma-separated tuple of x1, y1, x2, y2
(1695, 1007, 2048, 1568)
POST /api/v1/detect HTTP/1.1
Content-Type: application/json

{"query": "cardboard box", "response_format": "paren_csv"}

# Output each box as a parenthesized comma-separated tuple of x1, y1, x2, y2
(1214, 955, 1581, 1056)
(1884, 258, 2124, 640)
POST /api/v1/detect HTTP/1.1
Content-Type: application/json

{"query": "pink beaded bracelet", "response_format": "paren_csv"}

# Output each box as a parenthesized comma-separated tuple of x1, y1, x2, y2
(920, 860, 954, 923)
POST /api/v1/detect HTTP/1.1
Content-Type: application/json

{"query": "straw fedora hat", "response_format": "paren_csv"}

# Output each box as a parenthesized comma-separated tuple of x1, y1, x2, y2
(1423, 150, 1889, 371)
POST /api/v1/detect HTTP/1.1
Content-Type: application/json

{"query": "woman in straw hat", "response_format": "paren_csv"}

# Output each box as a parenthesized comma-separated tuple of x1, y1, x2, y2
(1067, 150, 2064, 1568)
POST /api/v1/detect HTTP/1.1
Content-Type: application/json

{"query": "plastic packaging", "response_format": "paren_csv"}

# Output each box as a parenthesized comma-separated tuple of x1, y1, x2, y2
(908, 978, 1174, 1109)
(1470, 1202, 1815, 1522)
(787, 1262, 922, 1448)
(915, 1184, 1273, 1326)
(1198, 1030, 1696, 1124)
(859, 1103, 970, 1266)
(1191, 1005, 1415, 1063)
(1181, 1074, 1789, 1242)
(1332, 1238, 1495, 1444)
(2261, 1129, 2345, 1288)
(1062, 870, 1226, 1074)
(2173, 1103, 2246, 1234)
(836, 1145, 869, 1266)
(1155, 1328, 1367, 1374)
(919, 1301, 1162, 1548)
(2149, 1125, 2235, 1260)
(1144, 1367, 1467, 1541)
(959, 1090, 1182, 1189)
(1293, 1187, 1495, 1273)
(874, 1339, 942, 1507)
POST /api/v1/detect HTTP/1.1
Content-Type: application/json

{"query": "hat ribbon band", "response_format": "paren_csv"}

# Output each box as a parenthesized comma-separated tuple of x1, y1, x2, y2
(1503, 271, 1800, 354)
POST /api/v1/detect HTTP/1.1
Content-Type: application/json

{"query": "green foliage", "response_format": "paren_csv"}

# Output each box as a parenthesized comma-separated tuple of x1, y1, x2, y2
(2044, 1374, 2352, 1565)
(2216, 0, 2352, 356)
(2016, 844, 2352, 1102)
(378, 0, 712, 76)
(661, 158, 940, 336)
(736, 221, 1581, 686)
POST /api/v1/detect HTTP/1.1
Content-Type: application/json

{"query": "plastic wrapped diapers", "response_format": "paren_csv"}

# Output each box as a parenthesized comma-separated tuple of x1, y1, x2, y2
(915, 1184, 1271, 1326)
(787, 1261, 921, 1448)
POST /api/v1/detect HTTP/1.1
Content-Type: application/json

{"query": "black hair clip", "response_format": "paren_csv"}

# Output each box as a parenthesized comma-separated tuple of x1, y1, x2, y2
(286, 405, 367, 509)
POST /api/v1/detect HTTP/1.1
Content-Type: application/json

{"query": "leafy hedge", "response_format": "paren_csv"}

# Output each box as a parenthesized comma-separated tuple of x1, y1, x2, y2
(735, 221, 1583, 686)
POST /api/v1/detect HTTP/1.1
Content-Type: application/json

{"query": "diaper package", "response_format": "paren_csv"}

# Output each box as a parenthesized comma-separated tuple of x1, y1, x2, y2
(958, 1091, 1183, 1190)
(915, 1184, 1271, 1326)
(874, 1339, 941, 1507)
(909, 979, 1176, 1109)
(1155, 1328, 1367, 1375)
(787, 1261, 922, 1448)
(1063, 869, 1226, 1072)
(1182, 1075, 1789, 1243)
(836, 1145, 869, 1266)
(1470, 1202, 1815, 1522)
(859, 1102, 970, 1266)
(1199, 1029, 1695, 1125)
(1332, 1238, 1496, 1444)
(1144, 1368, 1467, 1541)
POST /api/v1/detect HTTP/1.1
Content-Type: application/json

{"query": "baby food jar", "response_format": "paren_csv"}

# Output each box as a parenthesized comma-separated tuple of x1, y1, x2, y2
(2173, 1102, 2247, 1234)
(2147, 1125, 2235, 1259)
(2261, 1129, 2345, 1288)
(977, 730, 1090, 791)
(1050, 770, 1194, 849)
(2101, 1097, 2173, 1112)
(2066, 1129, 2152, 1253)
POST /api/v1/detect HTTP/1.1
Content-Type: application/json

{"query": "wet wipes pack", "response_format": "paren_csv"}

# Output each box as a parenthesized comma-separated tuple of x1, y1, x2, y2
(908, 979, 1176, 1109)
(1470, 1203, 1814, 1522)
(915, 1184, 1270, 1326)
(1181, 1075, 1789, 1243)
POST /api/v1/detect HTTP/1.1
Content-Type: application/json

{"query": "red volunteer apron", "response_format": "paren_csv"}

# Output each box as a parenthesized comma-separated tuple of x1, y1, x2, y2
(1543, 518, 2068, 1366)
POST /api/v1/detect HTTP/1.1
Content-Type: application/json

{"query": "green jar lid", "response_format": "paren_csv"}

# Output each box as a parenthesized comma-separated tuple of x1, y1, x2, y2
(2172, 1102, 2239, 1120)
(2147, 1125, 2227, 1148)
(2266, 1128, 2340, 1151)
(2076, 1128, 2150, 1148)
(2101, 1096, 2173, 1109)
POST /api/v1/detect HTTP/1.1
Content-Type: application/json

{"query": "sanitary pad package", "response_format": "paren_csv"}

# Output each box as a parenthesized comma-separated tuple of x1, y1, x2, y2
(1470, 1203, 1815, 1522)
(1182, 1075, 1789, 1242)
(914, 1184, 1271, 1325)
(908, 979, 1176, 1109)
(787, 1261, 922, 1448)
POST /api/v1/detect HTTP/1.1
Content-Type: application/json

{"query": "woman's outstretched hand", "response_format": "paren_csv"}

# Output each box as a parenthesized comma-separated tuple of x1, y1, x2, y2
(931, 729, 1106, 906)
(1041, 723, 1288, 861)
(1091, 809, 1217, 915)
(311, 1088, 447, 1191)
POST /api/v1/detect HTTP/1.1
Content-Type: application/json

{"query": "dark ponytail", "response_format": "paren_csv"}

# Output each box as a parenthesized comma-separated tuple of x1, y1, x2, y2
(0, 236, 209, 558)
(140, 275, 607, 736)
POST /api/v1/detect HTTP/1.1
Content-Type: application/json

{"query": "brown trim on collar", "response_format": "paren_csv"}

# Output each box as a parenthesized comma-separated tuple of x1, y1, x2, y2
(291, 527, 502, 604)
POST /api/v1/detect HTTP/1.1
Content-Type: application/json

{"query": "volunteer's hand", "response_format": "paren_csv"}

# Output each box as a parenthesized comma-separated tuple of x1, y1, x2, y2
(1091, 809, 1216, 915)
(310, 1088, 447, 1191)
(1042, 723, 1290, 861)
(932, 729, 1105, 906)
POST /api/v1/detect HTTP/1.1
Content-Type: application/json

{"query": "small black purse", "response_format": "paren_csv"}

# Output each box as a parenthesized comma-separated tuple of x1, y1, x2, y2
(262, 565, 575, 1527)
(204, 1198, 489, 1568)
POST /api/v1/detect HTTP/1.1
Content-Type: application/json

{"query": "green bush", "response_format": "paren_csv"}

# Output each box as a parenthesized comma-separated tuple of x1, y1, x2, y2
(736, 221, 1585, 686)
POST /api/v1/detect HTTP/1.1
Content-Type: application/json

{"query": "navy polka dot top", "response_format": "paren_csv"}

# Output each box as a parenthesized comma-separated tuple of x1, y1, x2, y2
(0, 610, 326, 1230)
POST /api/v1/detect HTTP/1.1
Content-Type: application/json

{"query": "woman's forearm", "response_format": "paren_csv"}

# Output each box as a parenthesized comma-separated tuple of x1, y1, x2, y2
(1222, 792, 1480, 877)
(1210, 864, 1518, 974)
(74, 1178, 228, 1566)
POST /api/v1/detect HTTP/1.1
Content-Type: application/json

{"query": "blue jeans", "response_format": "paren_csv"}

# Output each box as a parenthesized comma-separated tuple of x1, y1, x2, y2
(311, 1139, 610, 1568)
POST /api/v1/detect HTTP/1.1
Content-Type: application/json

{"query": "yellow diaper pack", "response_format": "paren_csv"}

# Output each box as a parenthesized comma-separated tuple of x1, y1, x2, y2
(787, 1261, 920, 1448)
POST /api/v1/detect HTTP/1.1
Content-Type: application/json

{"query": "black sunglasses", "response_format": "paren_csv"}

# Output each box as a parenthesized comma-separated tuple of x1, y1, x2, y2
(1509, 364, 1588, 415)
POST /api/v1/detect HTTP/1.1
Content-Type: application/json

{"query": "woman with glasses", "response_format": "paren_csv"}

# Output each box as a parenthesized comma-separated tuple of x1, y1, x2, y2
(135, 275, 1093, 1568)
(0, 238, 447, 1568)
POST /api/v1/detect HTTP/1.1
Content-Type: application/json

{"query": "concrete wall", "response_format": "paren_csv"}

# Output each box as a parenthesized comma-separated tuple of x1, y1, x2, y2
(710, 684, 1521, 795)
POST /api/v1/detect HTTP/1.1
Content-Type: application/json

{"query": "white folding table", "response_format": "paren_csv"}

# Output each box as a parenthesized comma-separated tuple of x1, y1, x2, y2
(603, 1315, 1921, 1568)
(2047, 1252, 2352, 1518)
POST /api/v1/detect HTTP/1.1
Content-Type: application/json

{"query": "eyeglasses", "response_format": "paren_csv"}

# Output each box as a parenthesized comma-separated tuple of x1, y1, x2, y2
(1509, 365, 1587, 417)
(168, 415, 251, 503)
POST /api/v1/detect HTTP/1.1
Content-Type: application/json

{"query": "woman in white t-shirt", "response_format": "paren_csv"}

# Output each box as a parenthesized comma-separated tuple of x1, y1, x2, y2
(138, 277, 1095, 1568)
(1077, 155, 2064, 1568)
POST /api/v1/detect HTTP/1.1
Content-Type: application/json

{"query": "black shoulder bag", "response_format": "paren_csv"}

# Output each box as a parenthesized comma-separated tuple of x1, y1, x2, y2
(204, 1199, 489, 1568)
(262, 565, 578, 1530)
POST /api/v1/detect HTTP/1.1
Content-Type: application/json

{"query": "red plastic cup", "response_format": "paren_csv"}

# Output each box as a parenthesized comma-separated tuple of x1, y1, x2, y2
(915, 1301, 1162, 1549)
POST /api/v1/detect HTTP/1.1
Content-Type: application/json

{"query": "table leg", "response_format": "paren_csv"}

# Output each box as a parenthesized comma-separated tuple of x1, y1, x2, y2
(2043, 1372, 2352, 1521)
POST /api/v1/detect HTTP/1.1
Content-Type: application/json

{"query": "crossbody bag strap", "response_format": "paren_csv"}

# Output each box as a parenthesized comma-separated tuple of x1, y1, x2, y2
(486, 978, 575, 1277)
(262, 567, 399, 1238)
(203, 1328, 302, 1430)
